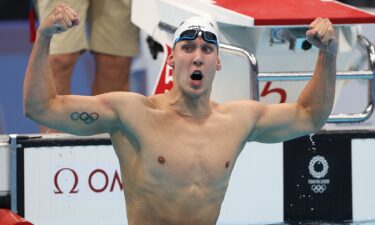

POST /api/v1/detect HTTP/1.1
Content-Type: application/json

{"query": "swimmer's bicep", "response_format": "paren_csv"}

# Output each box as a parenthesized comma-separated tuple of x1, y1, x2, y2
(39, 95, 119, 135)
(249, 103, 315, 143)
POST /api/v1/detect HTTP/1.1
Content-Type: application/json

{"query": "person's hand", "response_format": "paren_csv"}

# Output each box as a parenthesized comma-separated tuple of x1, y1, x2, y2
(306, 18, 337, 55)
(38, 3, 79, 38)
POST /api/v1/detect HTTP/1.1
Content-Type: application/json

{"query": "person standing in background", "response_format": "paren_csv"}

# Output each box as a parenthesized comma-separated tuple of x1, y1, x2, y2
(35, 0, 139, 133)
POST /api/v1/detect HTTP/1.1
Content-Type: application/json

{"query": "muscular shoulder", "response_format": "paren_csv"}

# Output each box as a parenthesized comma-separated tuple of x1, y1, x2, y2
(208, 100, 265, 142)
(98, 92, 150, 109)
(211, 100, 263, 130)
(95, 92, 156, 121)
(97, 92, 162, 132)
(216, 100, 264, 118)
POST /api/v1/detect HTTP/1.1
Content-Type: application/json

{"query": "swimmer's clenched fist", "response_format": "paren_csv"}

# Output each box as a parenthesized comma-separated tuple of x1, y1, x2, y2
(306, 18, 338, 55)
(38, 3, 79, 38)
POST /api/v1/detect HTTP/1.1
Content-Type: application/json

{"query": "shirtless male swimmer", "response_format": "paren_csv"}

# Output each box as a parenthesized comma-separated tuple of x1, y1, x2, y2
(24, 3, 337, 225)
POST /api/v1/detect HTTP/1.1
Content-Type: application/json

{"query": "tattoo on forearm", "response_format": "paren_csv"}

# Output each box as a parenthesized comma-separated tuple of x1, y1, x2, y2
(70, 112, 99, 124)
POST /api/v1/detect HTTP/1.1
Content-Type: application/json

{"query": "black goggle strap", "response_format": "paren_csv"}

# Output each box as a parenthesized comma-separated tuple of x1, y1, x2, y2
(174, 29, 218, 46)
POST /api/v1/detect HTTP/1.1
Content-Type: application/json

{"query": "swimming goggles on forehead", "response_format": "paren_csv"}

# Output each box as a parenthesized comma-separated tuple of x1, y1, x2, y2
(174, 29, 218, 47)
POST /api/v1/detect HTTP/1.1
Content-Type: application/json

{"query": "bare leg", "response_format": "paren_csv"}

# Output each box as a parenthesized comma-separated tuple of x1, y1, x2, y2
(39, 52, 80, 133)
(92, 52, 132, 95)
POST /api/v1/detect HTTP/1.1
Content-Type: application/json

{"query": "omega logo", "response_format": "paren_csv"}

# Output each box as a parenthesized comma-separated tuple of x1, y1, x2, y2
(53, 168, 123, 194)
(54, 168, 79, 194)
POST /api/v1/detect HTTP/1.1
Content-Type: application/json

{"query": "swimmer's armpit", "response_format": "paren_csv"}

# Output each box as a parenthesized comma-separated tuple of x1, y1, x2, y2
(70, 112, 99, 124)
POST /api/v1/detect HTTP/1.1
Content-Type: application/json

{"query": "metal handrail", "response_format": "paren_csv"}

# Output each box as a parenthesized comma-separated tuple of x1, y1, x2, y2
(327, 35, 375, 123)
(258, 71, 373, 82)
(219, 43, 259, 100)
(9, 134, 18, 213)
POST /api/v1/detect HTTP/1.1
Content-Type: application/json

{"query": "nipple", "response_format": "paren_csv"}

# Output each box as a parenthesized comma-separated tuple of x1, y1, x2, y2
(225, 161, 230, 169)
(158, 156, 166, 164)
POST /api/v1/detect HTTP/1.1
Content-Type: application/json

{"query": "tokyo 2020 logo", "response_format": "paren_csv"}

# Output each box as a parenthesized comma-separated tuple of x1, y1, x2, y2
(308, 155, 330, 194)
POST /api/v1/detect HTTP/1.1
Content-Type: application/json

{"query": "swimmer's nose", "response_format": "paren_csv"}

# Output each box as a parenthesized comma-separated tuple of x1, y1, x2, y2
(192, 43, 204, 66)
(193, 59, 203, 66)
(193, 52, 203, 66)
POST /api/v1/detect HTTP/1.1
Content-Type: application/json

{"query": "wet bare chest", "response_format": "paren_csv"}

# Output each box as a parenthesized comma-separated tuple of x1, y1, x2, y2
(137, 118, 245, 185)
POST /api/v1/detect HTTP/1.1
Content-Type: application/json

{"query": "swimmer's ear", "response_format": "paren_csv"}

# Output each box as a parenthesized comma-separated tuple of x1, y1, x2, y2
(216, 58, 221, 71)
(167, 54, 175, 68)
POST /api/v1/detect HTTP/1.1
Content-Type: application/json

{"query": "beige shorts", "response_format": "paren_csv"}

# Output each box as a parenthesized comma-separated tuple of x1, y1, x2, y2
(36, 0, 140, 56)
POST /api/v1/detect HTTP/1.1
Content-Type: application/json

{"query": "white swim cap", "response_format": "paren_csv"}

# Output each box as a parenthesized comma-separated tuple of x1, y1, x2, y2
(173, 16, 219, 48)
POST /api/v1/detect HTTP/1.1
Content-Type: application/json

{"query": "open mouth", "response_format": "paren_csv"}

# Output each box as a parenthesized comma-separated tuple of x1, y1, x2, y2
(191, 70, 203, 81)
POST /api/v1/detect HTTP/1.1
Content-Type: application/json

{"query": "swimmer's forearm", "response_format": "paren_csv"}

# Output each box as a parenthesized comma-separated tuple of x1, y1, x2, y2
(24, 31, 57, 116)
(297, 50, 336, 129)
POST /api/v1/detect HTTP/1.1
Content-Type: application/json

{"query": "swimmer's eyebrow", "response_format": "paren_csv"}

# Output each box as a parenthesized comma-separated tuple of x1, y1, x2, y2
(180, 41, 196, 47)
(180, 41, 214, 51)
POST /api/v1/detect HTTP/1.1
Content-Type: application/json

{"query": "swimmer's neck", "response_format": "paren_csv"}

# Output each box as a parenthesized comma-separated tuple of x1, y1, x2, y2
(166, 89, 214, 119)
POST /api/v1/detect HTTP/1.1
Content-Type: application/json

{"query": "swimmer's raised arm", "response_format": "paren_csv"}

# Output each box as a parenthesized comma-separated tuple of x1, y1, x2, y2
(248, 18, 337, 143)
(23, 3, 139, 135)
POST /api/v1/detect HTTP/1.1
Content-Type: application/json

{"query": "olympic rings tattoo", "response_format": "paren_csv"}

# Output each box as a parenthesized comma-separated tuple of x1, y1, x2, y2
(71, 112, 99, 124)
